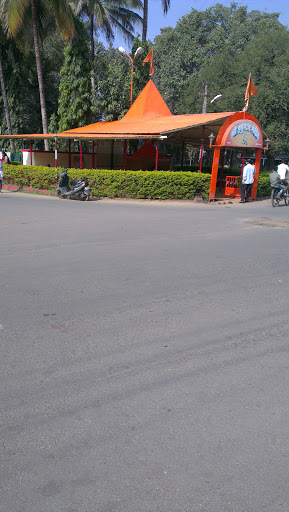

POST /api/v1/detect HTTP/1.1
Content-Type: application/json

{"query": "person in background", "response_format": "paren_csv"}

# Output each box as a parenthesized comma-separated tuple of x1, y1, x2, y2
(240, 158, 256, 203)
(277, 160, 289, 195)
(0, 159, 4, 192)
(2, 151, 10, 164)
(269, 166, 284, 200)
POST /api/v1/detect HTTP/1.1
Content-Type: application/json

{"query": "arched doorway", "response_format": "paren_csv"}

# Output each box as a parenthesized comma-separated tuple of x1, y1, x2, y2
(209, 112, 264, 201)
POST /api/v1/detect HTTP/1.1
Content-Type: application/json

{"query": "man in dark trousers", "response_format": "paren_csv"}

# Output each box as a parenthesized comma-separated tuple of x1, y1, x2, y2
(240, 158, 256, 203)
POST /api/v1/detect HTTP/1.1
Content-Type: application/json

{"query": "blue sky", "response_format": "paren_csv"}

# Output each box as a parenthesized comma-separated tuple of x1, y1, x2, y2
(107, 0, 289, 51)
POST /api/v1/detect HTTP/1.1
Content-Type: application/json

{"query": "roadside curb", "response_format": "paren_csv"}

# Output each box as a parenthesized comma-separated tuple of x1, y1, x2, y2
(1, 184, 270, 206)
(3, 184, 55, 195)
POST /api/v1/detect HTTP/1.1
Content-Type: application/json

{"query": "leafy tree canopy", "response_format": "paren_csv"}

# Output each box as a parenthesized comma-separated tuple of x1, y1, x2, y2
(57, 17, 92, 131)
(153, 2, 289, 154)
(154, 3, 282, 112)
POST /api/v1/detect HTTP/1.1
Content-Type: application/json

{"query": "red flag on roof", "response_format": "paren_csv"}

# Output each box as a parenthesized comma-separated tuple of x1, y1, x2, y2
(143, 48, 154, 76)
(243, 74, 258, 111)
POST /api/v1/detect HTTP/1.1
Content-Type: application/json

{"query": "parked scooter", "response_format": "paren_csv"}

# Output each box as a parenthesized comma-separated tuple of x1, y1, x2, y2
(56, 170, 91, 201)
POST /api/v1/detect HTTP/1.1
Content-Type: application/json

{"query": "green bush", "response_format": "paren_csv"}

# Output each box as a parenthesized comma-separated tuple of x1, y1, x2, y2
(3, 164, 271, 199)
(3, 165, 58, 189)
(172, 164, 243, 176)
(257, 176, 271, 197)
(3, 165, 211, 200)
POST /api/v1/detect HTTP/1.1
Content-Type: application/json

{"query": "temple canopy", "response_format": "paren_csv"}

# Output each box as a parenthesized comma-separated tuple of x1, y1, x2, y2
(57, 80, 235, 145)
(2, 80, 235, 146)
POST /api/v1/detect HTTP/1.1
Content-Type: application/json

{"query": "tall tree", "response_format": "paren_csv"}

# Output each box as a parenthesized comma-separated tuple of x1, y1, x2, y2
(0, 24, 15, 151)
(57, 18, 92, 131)
(153, 3, 289, 154)
(1, 0, 75, 149)
(72, 0, 142, 91)
(154, 4, 283, 113)
(142, 0, 169, 41)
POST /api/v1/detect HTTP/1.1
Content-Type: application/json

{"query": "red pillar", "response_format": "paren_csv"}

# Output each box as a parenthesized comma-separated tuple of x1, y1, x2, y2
(80, 141, 83, 169)
(209, 147, 221, 201)
(155, 140, 159, 171)
(251, 148, 261, 200)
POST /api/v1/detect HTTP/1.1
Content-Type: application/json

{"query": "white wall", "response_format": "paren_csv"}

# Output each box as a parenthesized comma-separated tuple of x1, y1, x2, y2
(21, 142, 125, 169)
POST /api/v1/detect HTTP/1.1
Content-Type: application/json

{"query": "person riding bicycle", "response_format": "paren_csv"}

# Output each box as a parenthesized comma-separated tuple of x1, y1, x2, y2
(277, 160, 289, 195)
(269, 166, 284, 199)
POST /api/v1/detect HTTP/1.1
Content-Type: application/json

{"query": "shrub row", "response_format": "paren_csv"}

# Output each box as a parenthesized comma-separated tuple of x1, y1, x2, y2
(172, 164, 246, 176)
(3, 164, 272, 199)
(3, 165, 212, 200)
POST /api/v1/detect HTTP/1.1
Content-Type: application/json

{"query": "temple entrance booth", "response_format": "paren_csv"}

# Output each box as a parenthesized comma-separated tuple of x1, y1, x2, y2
(209, 112, 264, 201)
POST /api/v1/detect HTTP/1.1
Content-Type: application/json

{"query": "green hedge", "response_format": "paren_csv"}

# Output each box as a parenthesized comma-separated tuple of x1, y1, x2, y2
(3, 164, 272, 199)
(3, 165, 211, 200)
(256, 176, 271, 197)
(172, 164, 243, 176)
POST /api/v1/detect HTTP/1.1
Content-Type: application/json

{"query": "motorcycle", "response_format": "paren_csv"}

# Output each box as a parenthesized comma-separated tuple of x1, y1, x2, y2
(56, 170, 91, 201)
(271, 186, 288, 207)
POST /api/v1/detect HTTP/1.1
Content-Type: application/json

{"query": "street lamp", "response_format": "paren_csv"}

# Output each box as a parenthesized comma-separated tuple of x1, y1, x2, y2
(264, 137, 271, 151)
(210, 94, 222, 104)
(54, 133, 58, 178)
(200, 81, 222, 114)
(199, 90, 221, 170)
(208, 133, 215, 148)
(118, 46, 143, 105)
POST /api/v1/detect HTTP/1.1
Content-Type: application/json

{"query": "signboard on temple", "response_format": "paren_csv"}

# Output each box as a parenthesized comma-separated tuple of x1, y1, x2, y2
(223, 120, 263, 148)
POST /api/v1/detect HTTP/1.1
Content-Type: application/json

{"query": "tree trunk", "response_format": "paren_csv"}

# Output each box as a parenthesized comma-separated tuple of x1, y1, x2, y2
(142, 0, 148, 41)
(0, 56, 15, 153)
(30, 0, 49, 150)
(90, 13, 95, 92)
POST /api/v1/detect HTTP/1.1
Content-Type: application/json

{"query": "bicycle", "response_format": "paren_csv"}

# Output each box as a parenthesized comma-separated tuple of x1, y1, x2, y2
(271, 186, 288, 207)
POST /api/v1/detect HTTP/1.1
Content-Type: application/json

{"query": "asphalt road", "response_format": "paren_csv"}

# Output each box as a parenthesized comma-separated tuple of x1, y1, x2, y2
(1, 192, 289, 512)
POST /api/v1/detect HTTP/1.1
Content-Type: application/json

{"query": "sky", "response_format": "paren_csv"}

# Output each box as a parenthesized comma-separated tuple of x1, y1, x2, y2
(106, 0, 289, 51)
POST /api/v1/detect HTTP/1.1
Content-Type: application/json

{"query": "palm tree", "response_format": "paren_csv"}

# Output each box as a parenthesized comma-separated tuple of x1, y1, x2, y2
(72, 0, 143, 91)
(0, 24, 15, 152)
(1, 0, 75, 149)
(142, 0, 170, 41)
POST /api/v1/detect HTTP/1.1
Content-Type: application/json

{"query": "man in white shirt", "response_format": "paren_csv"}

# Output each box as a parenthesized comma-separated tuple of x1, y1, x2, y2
(277, 160, 289, 195)
(0, 160, 3, 193)
(240, 159, 256, 203)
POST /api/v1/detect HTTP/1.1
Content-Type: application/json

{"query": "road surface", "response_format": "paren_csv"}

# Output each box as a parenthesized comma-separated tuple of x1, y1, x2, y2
(1, 193, 289, 512)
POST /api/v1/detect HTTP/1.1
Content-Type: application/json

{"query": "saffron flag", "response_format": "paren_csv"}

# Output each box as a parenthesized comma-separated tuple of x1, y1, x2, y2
(243, 73, 258, 111)
(143, 48, 154, 76)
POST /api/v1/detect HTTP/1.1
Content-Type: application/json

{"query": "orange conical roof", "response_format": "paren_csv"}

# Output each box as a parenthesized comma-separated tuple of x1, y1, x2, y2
(131, 139, 157, 158)
(121, 80, 172, 122)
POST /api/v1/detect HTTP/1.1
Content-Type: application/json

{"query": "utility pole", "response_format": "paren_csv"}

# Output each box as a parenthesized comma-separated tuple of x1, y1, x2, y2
(198, 81, 208, 171)
(202, 81, 208, 114)
(198, 81, 209, 114)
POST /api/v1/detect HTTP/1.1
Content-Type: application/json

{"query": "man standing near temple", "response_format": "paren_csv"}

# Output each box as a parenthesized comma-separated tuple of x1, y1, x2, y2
(240, 158, 256, 203)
